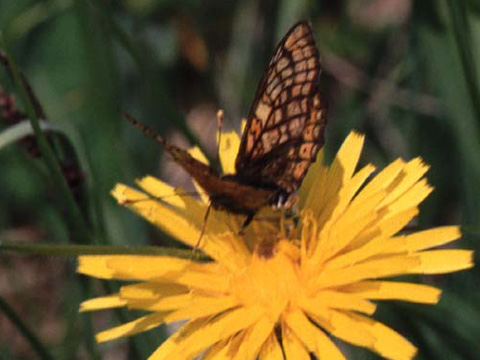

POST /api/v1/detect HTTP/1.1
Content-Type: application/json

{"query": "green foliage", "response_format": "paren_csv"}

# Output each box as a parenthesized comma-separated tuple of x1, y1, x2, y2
(0, 0, 479, 359)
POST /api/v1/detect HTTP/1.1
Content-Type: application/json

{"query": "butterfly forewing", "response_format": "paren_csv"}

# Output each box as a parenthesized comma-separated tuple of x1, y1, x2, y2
(127, 22, 326, 224)
(235, 22, 326, 193)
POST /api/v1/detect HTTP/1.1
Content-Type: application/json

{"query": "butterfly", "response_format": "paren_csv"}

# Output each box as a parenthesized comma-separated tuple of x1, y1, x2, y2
(125, 21, 326, 229)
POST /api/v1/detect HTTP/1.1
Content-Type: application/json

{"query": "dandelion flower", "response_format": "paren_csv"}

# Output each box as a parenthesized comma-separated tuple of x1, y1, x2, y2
(78, 131, 473, 360)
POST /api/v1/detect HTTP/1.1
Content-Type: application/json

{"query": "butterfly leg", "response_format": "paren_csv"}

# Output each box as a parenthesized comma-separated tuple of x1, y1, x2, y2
(193, 202, 212, 250)
(239, 213, 254, 235)
(120, 191, 201, 206)
(284, 193, 298, 211)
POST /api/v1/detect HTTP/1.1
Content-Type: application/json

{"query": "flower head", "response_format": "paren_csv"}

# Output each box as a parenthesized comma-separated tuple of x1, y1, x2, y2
(78, 131, 473, 360)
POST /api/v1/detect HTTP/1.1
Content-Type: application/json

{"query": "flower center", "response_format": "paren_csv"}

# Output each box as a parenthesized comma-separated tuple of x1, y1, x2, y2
(230, 239, 303, 322)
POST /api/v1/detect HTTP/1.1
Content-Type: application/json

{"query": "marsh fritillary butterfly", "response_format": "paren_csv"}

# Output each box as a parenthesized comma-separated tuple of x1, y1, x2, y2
(126, 22, 326, 229)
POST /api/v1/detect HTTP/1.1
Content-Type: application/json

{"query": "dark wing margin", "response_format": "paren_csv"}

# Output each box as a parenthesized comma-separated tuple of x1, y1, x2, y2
(235, 21, 326, 193)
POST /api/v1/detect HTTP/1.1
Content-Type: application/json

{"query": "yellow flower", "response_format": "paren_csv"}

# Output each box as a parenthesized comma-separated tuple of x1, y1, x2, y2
(78, 131, 473, 360)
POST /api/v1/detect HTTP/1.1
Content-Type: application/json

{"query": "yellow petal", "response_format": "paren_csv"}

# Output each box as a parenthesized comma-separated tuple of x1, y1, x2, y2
(219, 131, 240, 174)
(302, 132, 365, 218)
(281, 321, 311, 360)
(111, 182, 145, 204)
(329, 132, 365, 188)
(340, 281, 441, 304)
(401, 226, 461, 252)
(203, 335, 249, 360)
(371, 324, 417, 360)
(314, 255, 420, 289)
(200, 232, 251, 272)
(104, 255, 193, 278)
(120, 282, 187, 301)
(78, 256, 117, 279)
(163, 295, 239, 323)
(361, 207, 419, 248)
(173, 305, 265, 359)
(79, 255, 230, 292)
(202, 339, 232, 360)
(410, 250, 474, 274)
(111, 184, 203, 247)
(188, 146, 209, 164)
(308, 310, 375, 349)
(323, 234, 399, 272)
(80, 295, 127, 312)
(148, 317, 208, 360)
(352, 314, 417, 360)
(96, 313, 165, 343)
(188, 146, 210, 204)
(353, 158, 405, 204)
(135, 176, 186, 209)
(383, 178, 432, 215)
(240, 118, 247, 133)
(317, 163, 376, 229)
(114, 183, 251, 268)
(233, 317, 275, 360)
(106, 256, 230, 292)
(299, 148, 327, 210)
(114, 182, 207, 229)
(129, 293, 192, 312)
(322, 133, 364, 208)
(315, 194, 379, 264)
(284, 309, 346, 360)
(325, 209, 418, 271)
(259, 333, 284, 360)
(301, 290, 376, 315)
(379, 157, 429, 208)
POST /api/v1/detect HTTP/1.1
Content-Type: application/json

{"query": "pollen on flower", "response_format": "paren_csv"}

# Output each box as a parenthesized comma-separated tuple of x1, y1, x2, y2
(231, 239, 302, 323)
(255, 237, 278, 259)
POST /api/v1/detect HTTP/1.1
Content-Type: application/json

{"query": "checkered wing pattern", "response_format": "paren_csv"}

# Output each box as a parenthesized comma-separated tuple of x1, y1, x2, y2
(235, 22, 326, 193)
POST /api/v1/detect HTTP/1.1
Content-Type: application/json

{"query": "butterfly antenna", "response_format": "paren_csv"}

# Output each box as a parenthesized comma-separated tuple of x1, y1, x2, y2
(120, 191, 201, 206)
(123, 112, 168, 147)
(190, 203, 212, 259)
(239, 213, 254, 235)
(216, 110, 224, 169)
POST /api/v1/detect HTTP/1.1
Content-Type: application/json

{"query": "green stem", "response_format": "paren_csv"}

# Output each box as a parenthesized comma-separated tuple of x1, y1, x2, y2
(0, 241, 207, 259)
(0, 295, 55, 360)
(0, 37, 92, 245)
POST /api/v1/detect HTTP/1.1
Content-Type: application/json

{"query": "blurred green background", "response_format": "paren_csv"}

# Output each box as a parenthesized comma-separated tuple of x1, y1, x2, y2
(1, 0, 479, 359)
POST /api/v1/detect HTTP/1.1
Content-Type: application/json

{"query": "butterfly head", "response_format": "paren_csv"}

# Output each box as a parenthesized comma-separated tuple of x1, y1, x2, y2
(272, 190, 298, 211)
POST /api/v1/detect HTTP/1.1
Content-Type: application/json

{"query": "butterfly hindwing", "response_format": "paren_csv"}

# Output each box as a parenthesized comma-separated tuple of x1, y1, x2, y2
(235, 22, 326, 193)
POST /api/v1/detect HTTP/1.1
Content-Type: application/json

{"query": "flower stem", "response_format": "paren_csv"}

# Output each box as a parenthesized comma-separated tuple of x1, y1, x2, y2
(0, 241, 207, 259)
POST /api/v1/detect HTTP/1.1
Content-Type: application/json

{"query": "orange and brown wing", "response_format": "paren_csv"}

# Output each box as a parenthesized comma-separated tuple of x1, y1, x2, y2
(124, 113, 273, 215)
(235, 22, 326, 193)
